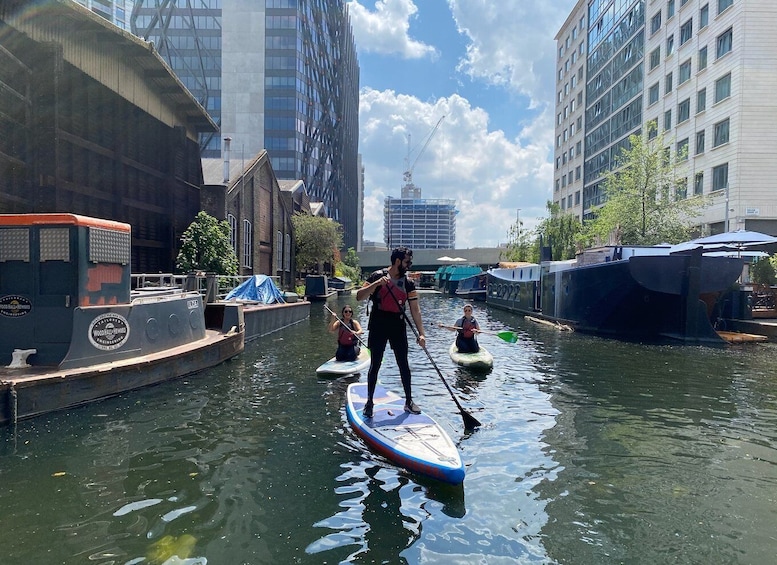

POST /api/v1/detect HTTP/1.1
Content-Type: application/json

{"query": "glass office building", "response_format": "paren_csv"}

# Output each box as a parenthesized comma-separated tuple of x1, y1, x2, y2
(384, 197, 457, 250)
(73, 0, 133, 30)
(130, 0, 361, 249)
(555, 0, 777, 235)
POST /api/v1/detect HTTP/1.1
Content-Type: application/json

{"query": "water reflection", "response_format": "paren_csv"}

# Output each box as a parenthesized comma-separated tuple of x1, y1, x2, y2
(1, 295, 777, 563)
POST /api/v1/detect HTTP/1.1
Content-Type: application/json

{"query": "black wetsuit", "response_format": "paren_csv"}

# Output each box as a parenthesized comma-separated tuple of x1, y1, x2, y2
(364, 269, 418, 403)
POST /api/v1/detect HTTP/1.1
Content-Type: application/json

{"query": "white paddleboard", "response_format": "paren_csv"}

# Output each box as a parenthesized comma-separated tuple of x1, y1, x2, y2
(448, 342, 493, 371)
(316, 348, 371, 376)
(345, 382, 465, 484)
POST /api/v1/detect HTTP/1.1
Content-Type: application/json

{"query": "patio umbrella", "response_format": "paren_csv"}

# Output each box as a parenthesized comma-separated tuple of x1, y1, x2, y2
(437, 256, 454, 261)
(690, 230, 777, 247)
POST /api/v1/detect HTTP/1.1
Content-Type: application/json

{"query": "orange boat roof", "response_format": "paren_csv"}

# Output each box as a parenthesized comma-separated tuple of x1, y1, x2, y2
(0, 213, 130, 232)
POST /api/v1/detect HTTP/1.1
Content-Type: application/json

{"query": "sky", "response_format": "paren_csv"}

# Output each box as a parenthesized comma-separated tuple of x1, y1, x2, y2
(347, 0, 577, 249)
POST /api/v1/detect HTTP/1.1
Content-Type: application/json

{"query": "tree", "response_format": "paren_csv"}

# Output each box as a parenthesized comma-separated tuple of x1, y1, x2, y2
(336, 247, 362, 284)
(291, 212, 343, 273)
(583, 125, 708, 247)
(176, 211, 238, 275)
(535, 201, 583, 261)
(501, 218, 537, 263)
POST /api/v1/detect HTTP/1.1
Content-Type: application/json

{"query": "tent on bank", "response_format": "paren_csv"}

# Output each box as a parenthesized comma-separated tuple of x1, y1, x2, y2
(225, 275, 285, 303)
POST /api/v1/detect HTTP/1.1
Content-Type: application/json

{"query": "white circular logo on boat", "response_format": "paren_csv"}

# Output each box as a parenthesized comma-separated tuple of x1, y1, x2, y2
(0, 295, 32, 318)
(88, 313, 130, 350)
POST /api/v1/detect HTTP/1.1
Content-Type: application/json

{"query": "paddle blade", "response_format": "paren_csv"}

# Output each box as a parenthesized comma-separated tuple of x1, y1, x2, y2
(496, 331, 518, 343)
(462, 410, 481, 430)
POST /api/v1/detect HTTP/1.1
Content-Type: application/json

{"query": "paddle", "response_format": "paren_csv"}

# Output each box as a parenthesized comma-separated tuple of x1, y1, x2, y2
(324, 304, 369, 352)
(437, 323, 519, 344)
(383, 284, 482, 430)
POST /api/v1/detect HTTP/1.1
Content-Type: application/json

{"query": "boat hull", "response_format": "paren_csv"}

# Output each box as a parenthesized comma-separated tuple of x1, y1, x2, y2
(487, 252, 744, 344)
(345, 383, 465, 485)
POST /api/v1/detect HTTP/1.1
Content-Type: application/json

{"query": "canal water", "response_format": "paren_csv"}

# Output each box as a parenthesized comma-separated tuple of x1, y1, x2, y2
(1, 293, 776, 564)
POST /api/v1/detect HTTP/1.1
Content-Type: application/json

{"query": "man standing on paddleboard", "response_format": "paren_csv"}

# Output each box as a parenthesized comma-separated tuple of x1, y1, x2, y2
(356, 246, 426, 418)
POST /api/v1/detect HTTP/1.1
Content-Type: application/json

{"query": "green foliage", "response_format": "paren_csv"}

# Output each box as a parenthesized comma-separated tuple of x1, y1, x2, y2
(176, 211, 238, 275)
(335, 247, 362, 285)
(535, 201, 583, 260)
(291, 213, 343, 273)
(752, 257, 777, 286)
(501, 219, 537, 263)
(582, 126, 708, 247)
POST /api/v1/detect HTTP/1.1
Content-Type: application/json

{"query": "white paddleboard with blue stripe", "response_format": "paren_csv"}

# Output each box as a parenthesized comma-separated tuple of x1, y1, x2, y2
(345, 382, 465, 484)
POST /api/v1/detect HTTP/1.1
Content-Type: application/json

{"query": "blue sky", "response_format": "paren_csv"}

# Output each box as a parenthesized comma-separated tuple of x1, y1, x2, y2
(348, 0, 577, 248)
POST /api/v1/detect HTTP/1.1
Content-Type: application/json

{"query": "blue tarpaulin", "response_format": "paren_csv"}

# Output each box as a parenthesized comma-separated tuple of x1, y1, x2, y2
(225, 275, 286, 303)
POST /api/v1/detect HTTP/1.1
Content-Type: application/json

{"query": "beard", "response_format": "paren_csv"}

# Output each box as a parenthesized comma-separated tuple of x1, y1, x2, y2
(397, 263, 408, 276)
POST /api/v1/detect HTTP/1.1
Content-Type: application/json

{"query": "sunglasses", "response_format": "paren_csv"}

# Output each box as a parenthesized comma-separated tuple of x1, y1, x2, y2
(343, 310, 353, 313)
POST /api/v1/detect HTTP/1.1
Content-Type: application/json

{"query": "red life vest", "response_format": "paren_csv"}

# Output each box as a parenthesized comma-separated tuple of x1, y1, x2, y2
(338, 322, 356, 346)
(374, 276, 408, 313)
(459, 317, 477, 339)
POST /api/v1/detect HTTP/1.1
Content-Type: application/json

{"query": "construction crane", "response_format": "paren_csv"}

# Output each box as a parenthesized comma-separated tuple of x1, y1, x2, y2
(401, 115, 446, 198)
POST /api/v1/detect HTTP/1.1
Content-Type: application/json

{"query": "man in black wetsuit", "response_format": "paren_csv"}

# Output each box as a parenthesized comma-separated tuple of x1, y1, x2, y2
(355, 246, 426, 418)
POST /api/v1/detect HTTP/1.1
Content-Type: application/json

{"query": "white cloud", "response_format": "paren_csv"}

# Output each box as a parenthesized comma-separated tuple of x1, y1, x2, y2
(359, 88, 552, 248)
(347, 0, 438, 59)
(447, 0, 571, 107)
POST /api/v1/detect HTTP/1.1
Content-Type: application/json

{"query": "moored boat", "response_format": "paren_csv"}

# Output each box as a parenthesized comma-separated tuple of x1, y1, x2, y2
(454, 272, 487, 301)
(304, 275, 337, 301)
(0, 214, 245, 425)
(486, 244, 745, 345)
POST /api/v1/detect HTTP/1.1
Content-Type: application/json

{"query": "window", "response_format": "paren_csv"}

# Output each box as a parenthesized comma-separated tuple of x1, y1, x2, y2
(677, 138, 689, 160)
(700, 4, 709, 28)
(679, 59, 692, 84)
(650, 47, 661, 70)
(665, 72, 673, 94)
(242, 220, 252, 268)
(651, 12, 662, 34)
(697, 88, 707, 112)
(676, 178, 688, 199)
(715, 73, 731, 103)
(276, 231, 283, 271)
(575, 191, 581, 205)
(716, 28, 733, 59)
(664, 109, 672, 130)
(712, 163, 729, 192)
(649, 82, 660, 104)
(667, 34, 675, 56)
(647, 118, 659, 139)
(680, 19, 693, 45)
(668, 0, 675, 18)
(698, 46, 708, 71)
(718, 0, 733, 15)
(696, 130, 705, 154)
(556, 157, 560, 169)
(681, 0, 690, 6)
(576, 166, 581, 180)
(694, 172, 704, 195)
(713, 118, 730, 147)
(678, 98, 691, 123)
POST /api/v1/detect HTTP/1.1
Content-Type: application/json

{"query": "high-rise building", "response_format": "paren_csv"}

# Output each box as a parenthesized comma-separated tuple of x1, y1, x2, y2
(555, 0, 777, 235)
(72, 0, 133, 30)
(130, 0, 361, 250)
(384, 196, 457, 250)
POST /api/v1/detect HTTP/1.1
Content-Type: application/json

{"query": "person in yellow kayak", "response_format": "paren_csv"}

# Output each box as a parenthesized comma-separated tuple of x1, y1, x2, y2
(328, 305, 363, 361)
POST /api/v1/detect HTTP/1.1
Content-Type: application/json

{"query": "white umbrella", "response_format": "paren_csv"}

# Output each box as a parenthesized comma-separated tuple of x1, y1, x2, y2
(690, 230, 777, 247)
(437, 256, 454, 261)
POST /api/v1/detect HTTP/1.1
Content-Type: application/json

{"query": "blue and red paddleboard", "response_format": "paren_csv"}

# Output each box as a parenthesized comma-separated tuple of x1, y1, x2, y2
(345, 382, 465, 485)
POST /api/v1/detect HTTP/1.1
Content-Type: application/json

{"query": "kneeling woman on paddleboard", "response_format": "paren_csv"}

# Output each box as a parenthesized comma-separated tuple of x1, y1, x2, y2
(329, 306, 363, 361)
